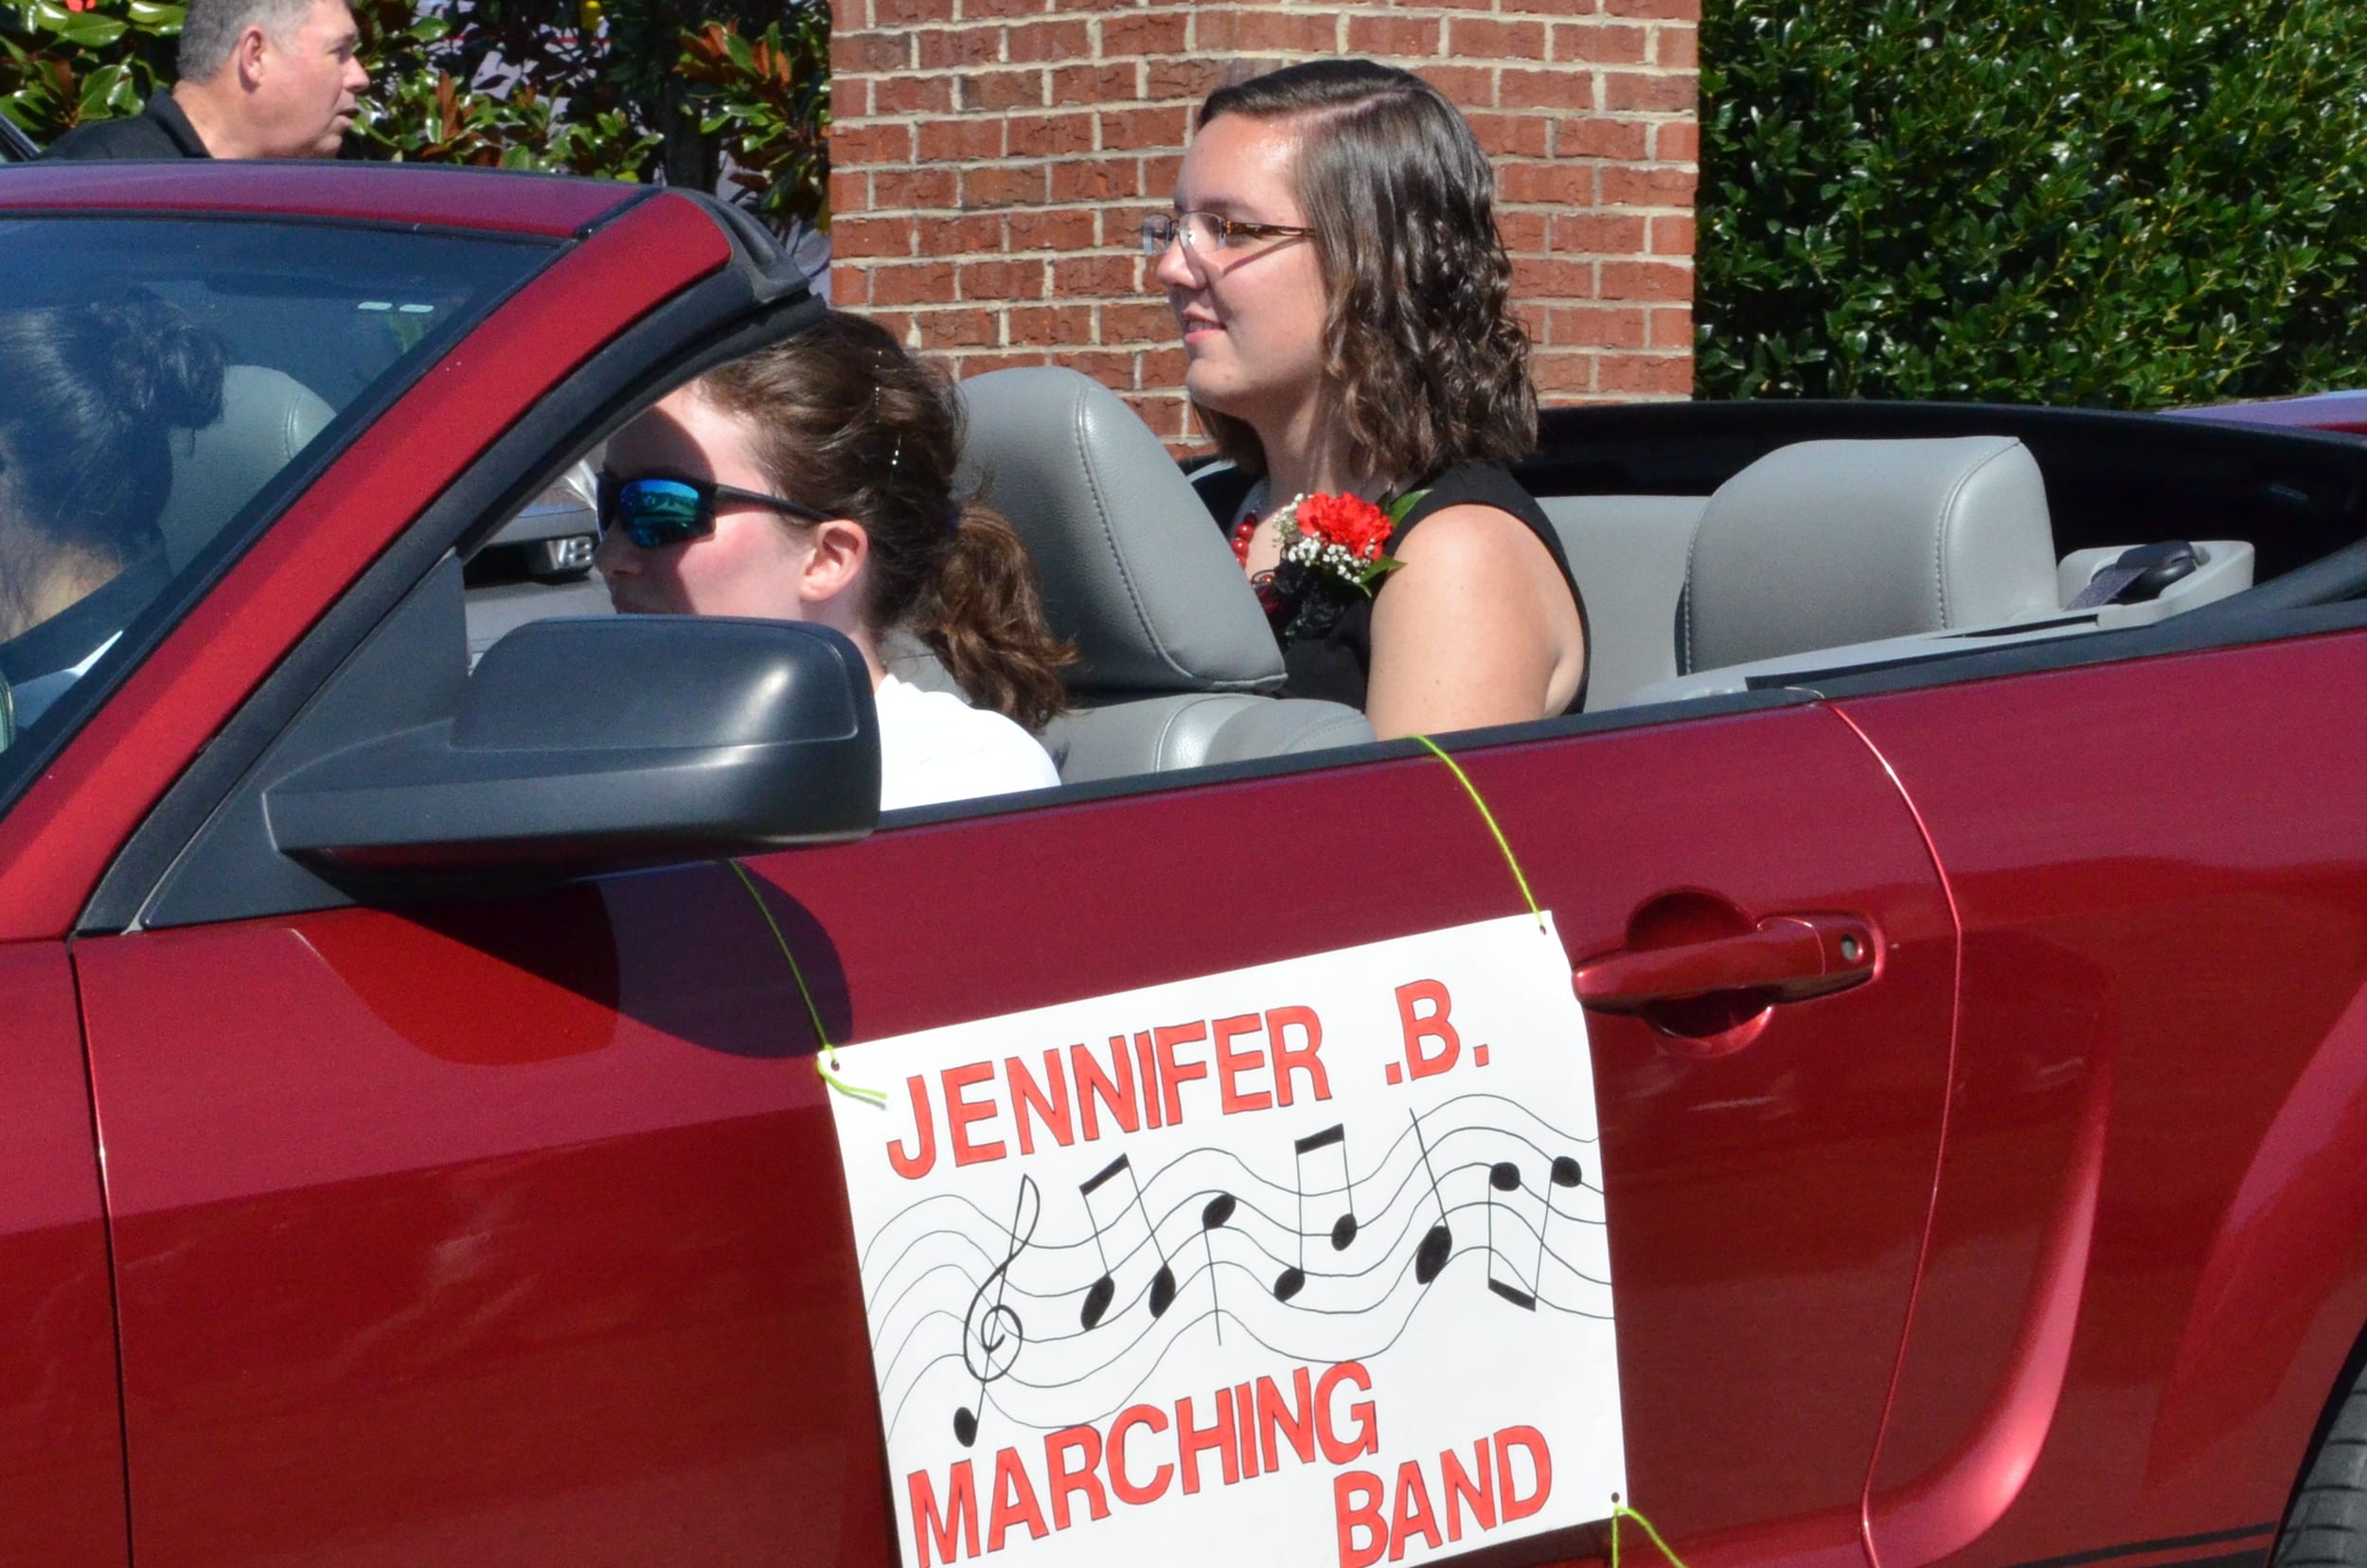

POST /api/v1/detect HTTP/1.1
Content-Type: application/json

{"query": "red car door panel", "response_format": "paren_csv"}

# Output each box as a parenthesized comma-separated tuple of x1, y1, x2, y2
(0, 942, 126, 1568)
(79, 703, 1952, 1565)
(1837, 631, 2367, 1567)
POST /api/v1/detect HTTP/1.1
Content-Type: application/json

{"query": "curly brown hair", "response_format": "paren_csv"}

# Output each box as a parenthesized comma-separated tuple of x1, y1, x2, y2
(700, 313, 1073, 731)
(1191, 60, 1538, 489)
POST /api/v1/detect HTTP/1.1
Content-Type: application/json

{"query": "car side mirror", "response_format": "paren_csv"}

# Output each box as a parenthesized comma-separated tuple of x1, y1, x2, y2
(265, 615, 879, 877)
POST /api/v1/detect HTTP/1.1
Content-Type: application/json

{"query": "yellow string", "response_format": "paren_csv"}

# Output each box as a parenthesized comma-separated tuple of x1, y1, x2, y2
(1610, 1499, 1689, 1568)
(724, 860, 889, 1109)
(1411, 734, 1546, 931)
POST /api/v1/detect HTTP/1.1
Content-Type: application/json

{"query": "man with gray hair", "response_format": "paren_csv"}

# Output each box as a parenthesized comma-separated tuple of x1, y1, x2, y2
(44, 0, 366, 160)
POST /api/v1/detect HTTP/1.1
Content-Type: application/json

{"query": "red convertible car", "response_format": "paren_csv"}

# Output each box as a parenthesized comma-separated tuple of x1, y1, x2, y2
(7, 160, 2367, 1568)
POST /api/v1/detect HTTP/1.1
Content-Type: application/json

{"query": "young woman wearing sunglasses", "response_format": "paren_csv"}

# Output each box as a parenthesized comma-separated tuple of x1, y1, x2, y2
(1151, 59, 1589, 737)
(594, 312, 1068, 811)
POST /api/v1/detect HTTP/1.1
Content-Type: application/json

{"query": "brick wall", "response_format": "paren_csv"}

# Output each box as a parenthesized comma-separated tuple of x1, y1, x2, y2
(828, 0, 1699, 446)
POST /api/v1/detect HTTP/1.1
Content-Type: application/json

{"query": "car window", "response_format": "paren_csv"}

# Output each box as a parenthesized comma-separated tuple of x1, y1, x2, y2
(461, 458, 609, 666)
(0, 214, 550, 811)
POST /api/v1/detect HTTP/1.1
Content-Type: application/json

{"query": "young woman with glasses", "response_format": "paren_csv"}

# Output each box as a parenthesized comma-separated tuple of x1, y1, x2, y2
(1148, 59, 1589, 736)
(593, 312, 1068, 811)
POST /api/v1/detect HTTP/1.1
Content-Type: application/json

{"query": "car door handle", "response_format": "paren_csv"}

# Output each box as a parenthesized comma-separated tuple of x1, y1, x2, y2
(1573, 915, 1878, 1013)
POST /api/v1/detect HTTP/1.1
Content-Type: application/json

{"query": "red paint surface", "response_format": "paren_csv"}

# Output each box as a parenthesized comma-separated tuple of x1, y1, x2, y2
(0, 160, 637, 236)
(78, 705, 1952, 1564)
(1842, 629, 2367, 1567)
(0, 192, 731, 942)
(0, 942, 126, 1568)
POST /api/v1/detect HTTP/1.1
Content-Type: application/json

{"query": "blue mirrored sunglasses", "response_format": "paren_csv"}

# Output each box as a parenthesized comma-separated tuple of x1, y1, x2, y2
(596, 472, 830, 549)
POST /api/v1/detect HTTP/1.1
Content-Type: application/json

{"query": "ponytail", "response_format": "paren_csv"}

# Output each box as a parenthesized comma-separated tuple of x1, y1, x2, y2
(915, 503, 1073, 733)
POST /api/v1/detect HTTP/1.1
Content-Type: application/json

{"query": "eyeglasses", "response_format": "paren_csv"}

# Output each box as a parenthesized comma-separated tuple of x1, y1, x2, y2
(596, 472, 829, 549)
(1141, 211, 1314, 258)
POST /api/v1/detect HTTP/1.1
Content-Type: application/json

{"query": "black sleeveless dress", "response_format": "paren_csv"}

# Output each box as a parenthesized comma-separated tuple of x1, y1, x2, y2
(1197, 461, 1590, 717)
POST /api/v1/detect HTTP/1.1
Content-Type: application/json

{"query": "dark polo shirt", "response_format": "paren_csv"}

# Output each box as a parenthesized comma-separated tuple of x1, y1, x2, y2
(42, 91, 210, 160)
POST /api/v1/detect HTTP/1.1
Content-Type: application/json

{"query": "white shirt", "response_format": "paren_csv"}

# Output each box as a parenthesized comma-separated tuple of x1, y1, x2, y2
(874, 673, 1061, 811)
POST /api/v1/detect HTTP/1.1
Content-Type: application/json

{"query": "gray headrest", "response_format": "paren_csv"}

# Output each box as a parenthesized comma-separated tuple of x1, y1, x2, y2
(955, 367, 1282, 696)
(159, 365, 333, 571)
(1684, 437, 2059, 672)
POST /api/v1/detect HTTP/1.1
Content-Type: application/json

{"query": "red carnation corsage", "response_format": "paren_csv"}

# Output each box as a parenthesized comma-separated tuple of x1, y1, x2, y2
(1273, 490, 1407, 592)
(1247, 487, 1428, 646)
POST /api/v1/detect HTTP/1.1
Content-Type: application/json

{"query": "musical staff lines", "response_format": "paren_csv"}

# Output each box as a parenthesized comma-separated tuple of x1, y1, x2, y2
(857, 1092, 1611, 1445)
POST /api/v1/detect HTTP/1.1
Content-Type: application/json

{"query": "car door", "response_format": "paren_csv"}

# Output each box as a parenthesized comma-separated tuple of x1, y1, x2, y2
(69, 672, 1955, 1565)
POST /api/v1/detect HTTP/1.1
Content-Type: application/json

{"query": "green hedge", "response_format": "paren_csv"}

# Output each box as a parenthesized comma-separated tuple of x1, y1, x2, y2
(0, 0, 827, 231)
(1696, 0, 2367, 405)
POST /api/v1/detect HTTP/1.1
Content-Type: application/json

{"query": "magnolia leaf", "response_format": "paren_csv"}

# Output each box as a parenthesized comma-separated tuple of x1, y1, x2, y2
(50, 10, 128, 46)
(76, 59, 126, 116)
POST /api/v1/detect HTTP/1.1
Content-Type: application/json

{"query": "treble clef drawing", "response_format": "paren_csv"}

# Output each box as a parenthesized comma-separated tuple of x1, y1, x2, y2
(952, 1173, 1041, 1448)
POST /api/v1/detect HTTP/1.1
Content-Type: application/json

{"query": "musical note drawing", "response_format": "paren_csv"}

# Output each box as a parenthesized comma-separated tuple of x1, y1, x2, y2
(1200, 1192, 1236, 1344)
(1272, 1124, 1359, 1302)
(1486, 1160, 1537, 1310)
(1535, 1154, 1584, 1299)
(1077, 1153, 1175, 1330)
(1410, 1109, 1452, 1286)
(953, 1175, 1040, 1448)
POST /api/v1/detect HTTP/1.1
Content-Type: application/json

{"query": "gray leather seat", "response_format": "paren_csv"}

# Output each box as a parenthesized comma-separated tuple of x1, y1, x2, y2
(954, 367, 1372, 780)
(1681, 436, 2059, 673)
(158, 365, 333, 571)
(1539, 494, 1707, 710)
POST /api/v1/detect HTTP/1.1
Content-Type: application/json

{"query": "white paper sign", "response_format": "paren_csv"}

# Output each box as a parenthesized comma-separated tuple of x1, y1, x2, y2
(828, 913, 1623, 1568)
